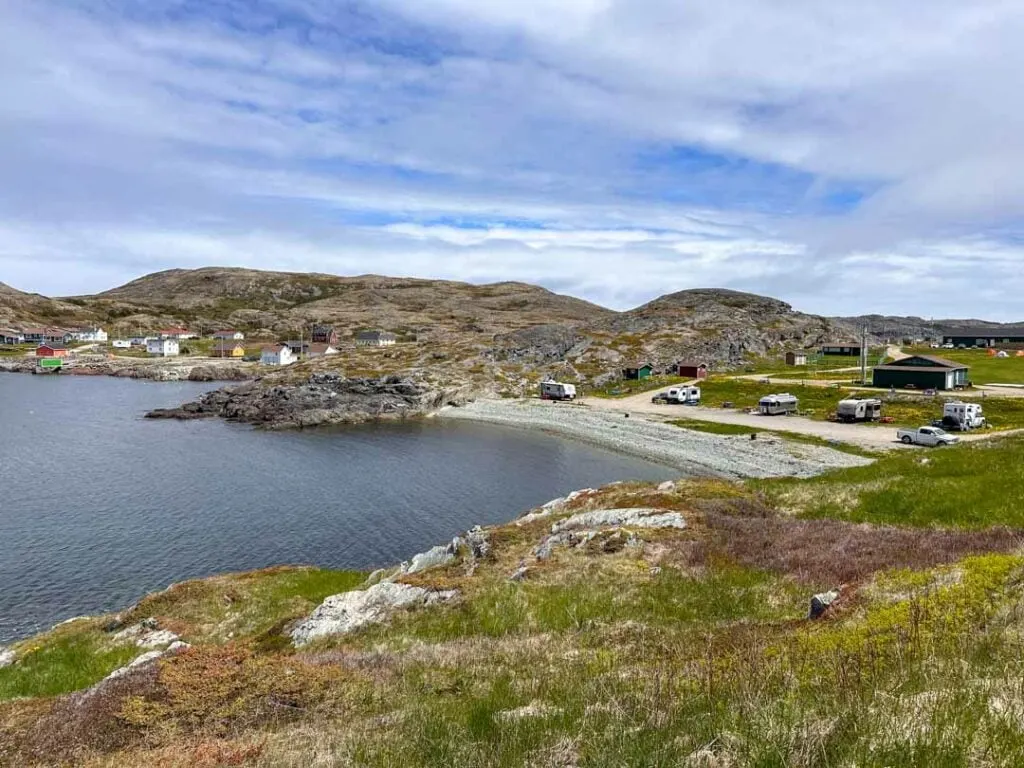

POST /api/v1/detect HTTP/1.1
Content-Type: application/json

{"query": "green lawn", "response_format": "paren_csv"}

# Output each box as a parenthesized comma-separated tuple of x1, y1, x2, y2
(740, 350, 886, 376)
(757, 433, 1024, 528)
(0, 344, 33, 357)
(588, 374, 689, 399)
(906, 346, 1024, 385)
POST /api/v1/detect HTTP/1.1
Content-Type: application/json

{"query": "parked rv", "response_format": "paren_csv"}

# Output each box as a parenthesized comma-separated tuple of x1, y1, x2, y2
(539, 381, 577, 401)
(938, 401, 986, 431)
(758, 393, 799, 416)
(652, 386, 701, 405)
(836, 398, 883, 423)
(897, 426, 959, 446)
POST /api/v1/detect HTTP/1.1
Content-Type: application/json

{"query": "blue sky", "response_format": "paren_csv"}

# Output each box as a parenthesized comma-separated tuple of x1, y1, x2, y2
(1, 0, 1023, 318)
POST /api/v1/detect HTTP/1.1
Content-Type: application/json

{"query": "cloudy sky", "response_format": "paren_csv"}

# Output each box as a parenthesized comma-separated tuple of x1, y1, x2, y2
(1, 0, 1023, 318)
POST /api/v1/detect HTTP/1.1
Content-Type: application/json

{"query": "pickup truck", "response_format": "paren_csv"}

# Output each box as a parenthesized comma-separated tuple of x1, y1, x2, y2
(896, 426, 960, 447)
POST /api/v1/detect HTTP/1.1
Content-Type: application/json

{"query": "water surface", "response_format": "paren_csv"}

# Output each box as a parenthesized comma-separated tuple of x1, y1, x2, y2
(0, 375, 677, 642)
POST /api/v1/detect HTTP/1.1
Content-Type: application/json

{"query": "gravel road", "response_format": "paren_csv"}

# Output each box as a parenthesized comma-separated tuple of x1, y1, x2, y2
(440, 399, 872, 479)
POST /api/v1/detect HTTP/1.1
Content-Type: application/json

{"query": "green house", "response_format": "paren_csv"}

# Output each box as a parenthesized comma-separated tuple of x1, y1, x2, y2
(623, 363, 653, 380)
(872, 354, 968, 391)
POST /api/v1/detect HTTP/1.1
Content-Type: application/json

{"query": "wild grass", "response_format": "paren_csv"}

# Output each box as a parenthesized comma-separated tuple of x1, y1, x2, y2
(907, 345, 1024, 385)
(587, 374, 689, 399)
(758, 434, 1024, 528)
(669, 419, 879, 457)
(0, 622, 138, 701)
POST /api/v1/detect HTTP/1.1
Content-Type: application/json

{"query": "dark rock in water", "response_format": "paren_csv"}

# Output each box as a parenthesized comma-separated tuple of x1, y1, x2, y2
(146, 373, 479, 429)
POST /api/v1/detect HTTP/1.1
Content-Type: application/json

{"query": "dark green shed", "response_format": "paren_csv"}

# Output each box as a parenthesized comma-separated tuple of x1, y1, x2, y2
(623, 363, 653, 380)
(871, 355, 969, 391)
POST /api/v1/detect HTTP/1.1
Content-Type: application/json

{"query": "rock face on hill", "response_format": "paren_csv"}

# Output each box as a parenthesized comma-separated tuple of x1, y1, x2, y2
(146, 371, 479, 428)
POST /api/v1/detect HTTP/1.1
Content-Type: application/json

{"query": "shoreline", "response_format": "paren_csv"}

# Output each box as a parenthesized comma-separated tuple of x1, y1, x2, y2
(0, 356, 256, 382)
(439, 398, 873, 479)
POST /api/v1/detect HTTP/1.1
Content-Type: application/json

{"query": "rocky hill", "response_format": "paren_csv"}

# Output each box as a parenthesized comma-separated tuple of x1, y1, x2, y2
(0, 282, 96, 327)
(834, 313, 1024, 341)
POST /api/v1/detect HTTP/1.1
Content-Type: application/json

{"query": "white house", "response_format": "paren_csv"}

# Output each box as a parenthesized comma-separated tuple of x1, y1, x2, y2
(261, 343, 296, 366)
(356, 330, 397, 347)
(129, 336, 153, 346)
(307, 343, 339, 359)
(213, 330, 245, 340)
(159, 328, 195, 340)
(147, 338, 180, 357)
(74, 327, 108, 342)
(111, 339, 132, 349)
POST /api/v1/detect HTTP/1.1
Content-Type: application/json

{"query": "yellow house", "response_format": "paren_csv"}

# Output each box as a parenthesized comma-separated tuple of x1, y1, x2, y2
(212, 340, 246, 358)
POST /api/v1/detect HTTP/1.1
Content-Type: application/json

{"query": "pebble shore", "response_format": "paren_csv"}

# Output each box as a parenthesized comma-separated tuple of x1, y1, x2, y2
(440, 399, 872, 479)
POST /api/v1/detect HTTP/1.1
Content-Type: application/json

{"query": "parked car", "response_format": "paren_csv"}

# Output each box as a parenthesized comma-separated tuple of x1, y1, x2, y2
(896, 426, 960, 446)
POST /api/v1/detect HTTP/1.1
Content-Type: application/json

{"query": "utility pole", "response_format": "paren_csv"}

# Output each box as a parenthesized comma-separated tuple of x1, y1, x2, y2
(861, 325, 869, 385)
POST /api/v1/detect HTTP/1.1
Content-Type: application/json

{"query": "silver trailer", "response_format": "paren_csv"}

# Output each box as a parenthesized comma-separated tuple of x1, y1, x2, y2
(836, 398, 882, 423)
(539, 380, 577, 401)
(758, 393, 799, 416)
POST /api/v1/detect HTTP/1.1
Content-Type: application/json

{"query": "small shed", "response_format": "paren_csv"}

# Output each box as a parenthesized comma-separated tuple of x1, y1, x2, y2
(212, 340, 246, 358)
(872, 354, 969, 391)
(36, 343, 68, 358)
(785, 351, 808, 366)
(623, 363, 653, 380)
(676, 362, 709, 379)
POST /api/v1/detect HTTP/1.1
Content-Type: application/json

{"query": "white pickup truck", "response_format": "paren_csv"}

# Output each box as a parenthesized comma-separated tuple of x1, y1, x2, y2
(896, 426, 960, 446)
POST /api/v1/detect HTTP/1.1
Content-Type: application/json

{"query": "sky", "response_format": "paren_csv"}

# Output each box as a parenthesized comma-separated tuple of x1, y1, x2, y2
(1, 0, 1023, 318)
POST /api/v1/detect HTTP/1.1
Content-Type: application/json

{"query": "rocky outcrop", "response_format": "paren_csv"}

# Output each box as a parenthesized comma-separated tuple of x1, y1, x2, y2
(0, 647, 14, 668)
(290, 582, 459, 646)
(147, 372, 479, 428)
(0, 357, 254, 382)
(551, 508, 687, 533)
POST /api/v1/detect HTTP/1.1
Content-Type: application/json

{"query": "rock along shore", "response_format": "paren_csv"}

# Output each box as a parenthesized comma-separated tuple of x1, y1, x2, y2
(439, 398, 872, 478)
(0, 356, 255, 382)
(146, 371, 480, 428)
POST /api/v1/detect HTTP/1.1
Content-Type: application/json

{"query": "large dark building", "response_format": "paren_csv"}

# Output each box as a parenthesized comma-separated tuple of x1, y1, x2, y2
(820, 344, 862, 356)
(872, 355, 969, 391)
(941, 328, 1024, 348)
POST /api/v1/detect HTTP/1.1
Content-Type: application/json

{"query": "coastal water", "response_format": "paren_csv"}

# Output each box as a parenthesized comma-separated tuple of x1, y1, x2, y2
(0, 375, 677, 642)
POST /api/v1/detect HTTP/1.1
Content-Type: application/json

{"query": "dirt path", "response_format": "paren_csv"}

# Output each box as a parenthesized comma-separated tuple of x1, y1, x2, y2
(585, 391, 905, 450)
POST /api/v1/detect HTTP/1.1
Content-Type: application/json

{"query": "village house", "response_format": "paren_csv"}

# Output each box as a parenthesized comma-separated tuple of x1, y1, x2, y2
(212, 340, 246, 358)
(356, 330, 397, 347)
(675, 361, 709, 379)
(159, 328, 195, 340)
(111, 339, 132, 349)
(213, 330, 245, 340)
(0, 329, 25, 345)
(311, 325, 338, 345)
(147, 338, 180, 357)
(23, 328, 72, 345)
(72, 327, 108, 342)
(307, 343, 339, 359)
(129, 336, 152, 347)
(260, 343, 297, 366)
(785, 351, 808, 366)
(35, 343, 68, 358)
(872, 354, 969, 391)
(820, 343, 862, 357)
(283, 340, 309, 356)
(942, 327, 1024, 348)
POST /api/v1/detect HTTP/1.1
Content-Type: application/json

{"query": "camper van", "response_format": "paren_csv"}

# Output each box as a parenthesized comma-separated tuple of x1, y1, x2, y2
(758, 393, 799, 416)
(836, 398, 883, 423)
(539, 380, 577, 401)
(941, 401, 985, 430)
(652, 386, 701, 405)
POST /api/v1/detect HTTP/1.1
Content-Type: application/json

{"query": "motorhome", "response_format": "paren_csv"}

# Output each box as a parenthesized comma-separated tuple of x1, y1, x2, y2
(836, 398, 883, 423)
(758, 393, 799, 416)
(941, 401, 985, 430)
(539, 380, 577, 401)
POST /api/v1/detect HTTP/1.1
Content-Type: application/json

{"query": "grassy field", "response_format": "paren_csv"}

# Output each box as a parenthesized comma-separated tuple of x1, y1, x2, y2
(588, 374, 689, 398)
(0, 344, 32, 357)
(740, 350, 886, 376)
(697, 377, 1024, 430)
(669, 419, 878, 457)
(906, 346, 1024, 385)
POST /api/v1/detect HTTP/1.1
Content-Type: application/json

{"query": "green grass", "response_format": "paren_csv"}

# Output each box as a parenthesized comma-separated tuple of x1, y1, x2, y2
(757, 434, 1024, 528)
(0, 623, 138, 701)
(740, 350, 886, 376)
(0, 344, 33, 357)
(907, 346, 1024, 385)
(588, 374, 689, 399)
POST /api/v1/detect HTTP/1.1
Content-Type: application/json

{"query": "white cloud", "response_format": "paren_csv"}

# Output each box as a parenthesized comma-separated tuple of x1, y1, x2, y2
(1, 0, 1023, 320)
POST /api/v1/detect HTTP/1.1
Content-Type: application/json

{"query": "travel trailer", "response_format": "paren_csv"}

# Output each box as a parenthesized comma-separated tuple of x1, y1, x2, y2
(836, 398, 883, 423)
(539, 380, 577, 401)
(758, 393, 799, 416)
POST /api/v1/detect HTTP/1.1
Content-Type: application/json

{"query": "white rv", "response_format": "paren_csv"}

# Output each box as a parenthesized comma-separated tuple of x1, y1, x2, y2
(942, 402, 985, 430)
(758, 393, 799, 416)
(653, 386, 701, 404)
(836, 398, 883, 423)
(539, 381, 577, 401)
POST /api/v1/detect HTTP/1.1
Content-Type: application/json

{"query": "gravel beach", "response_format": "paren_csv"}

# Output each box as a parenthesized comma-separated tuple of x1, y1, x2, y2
(440, 399, 873, 479)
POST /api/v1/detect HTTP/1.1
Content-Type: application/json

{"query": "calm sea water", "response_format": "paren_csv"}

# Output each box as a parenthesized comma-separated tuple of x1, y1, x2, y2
(0, 374, 677, 642)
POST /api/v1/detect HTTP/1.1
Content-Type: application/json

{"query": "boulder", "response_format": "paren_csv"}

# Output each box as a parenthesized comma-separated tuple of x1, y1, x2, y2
(465, 526, 492, 560)
(405, 544, 456, 575)
(657, 480, 677, 492)
(290, 582, 459, 646)
(0, 647, 14, 668)
(551, 508, 686, 534)
(99, 640, 191, 685)
(809, 589, 841, 619)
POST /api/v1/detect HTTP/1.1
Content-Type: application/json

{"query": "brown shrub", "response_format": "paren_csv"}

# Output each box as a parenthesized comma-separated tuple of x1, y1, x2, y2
(696, 514, 1024, 586)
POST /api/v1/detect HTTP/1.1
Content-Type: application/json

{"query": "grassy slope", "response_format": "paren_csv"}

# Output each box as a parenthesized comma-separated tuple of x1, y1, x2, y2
(906, 346, 1024, 385)
(3, 445, 1024, 765)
